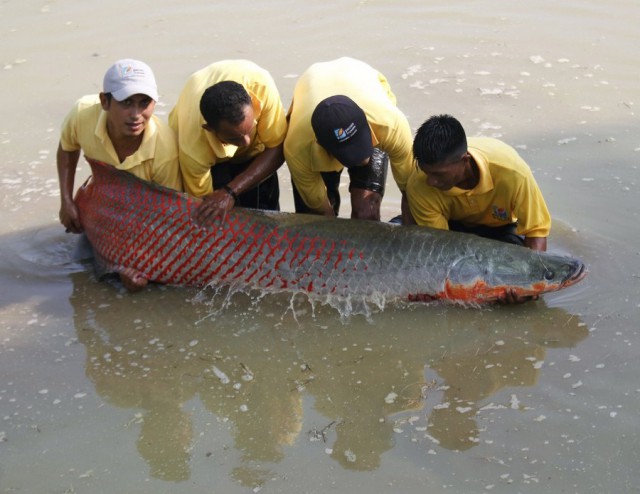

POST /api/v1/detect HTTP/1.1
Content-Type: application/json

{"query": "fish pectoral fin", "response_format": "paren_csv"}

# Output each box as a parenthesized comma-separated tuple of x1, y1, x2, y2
(92, 251, 124, 280)
(92, 251, 110, 279)
(118, 267, 149, 292)
(93, 254, 150, 292)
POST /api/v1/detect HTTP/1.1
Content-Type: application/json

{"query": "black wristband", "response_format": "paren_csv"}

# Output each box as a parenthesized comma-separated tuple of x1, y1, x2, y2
(222, 185, 239, 202)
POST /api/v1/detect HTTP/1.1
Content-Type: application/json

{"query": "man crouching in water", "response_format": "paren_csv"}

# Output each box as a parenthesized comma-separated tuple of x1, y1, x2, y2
(56, 59, 182, 292)
(404, 114, 552, 303)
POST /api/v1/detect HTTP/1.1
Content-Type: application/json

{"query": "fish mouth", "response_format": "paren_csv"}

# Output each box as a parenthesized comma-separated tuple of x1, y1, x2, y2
(563, 261, 588, 287)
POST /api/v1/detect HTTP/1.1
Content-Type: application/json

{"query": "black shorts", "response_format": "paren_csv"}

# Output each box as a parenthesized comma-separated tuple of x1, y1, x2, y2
(211, 160, 280, 211)
(292, 148, 389, 215)
(448, 221, 525, 246)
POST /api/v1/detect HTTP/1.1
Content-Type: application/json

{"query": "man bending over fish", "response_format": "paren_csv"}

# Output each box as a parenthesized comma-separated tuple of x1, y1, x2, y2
(404, 115, 552, 303)
(169, 60, 288, 224)
(284, 57, 414, 221)
(56, 59, 182, 291)
(405, 114, 551, 251)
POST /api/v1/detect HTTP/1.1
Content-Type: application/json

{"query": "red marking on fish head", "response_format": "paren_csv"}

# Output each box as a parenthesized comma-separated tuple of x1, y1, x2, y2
(442, 279, 554, 303)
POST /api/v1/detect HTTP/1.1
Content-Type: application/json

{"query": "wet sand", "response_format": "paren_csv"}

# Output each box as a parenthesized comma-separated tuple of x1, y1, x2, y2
(1, 1, 639, 492)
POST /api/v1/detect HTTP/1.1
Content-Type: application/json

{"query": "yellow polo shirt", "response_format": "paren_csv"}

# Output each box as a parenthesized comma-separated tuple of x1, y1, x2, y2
(59, 95, 182, 191)
(168, 60, 287, 197)
(406, 137, 551, 238)
(283, 57, 414, 212)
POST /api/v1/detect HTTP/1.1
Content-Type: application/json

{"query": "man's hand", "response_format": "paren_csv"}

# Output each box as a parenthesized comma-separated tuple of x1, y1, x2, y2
(192, 188, 236, 226)
(59, 200, 83, 233)
(57, 144, 83, 233)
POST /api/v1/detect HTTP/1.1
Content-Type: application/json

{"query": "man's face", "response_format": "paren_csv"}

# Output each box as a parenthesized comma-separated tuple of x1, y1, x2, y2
(207, 105, 256, 148)
(419, 153, 470, 191)
(102, 93, 155, 138)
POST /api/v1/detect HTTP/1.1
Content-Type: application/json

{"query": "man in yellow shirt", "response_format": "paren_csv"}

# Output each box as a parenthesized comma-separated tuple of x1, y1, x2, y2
(284, 57, 414, 221)
(57, 59, 181, 231)
(405, 114, 551, 252)
(57, 58, 181, 291)
(405, 114, 552, 304)
(168, 60, 288, 224)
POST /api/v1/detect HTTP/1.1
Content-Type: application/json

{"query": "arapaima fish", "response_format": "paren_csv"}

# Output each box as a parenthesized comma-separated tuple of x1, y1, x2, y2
(75, 159, 587, 308)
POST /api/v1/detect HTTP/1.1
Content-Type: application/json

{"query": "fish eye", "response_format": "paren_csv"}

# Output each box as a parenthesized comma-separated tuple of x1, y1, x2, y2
(543, 270, 555, 281)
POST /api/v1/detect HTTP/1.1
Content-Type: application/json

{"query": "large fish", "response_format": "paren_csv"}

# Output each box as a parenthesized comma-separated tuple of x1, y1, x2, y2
(75, 159, 587, 306)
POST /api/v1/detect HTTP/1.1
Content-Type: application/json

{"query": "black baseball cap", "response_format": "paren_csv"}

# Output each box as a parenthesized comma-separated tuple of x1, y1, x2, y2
(311, 95, 373, 167)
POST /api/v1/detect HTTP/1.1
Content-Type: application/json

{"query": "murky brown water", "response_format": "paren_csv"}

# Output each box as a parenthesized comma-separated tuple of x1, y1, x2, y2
(1, 1, 639, 492)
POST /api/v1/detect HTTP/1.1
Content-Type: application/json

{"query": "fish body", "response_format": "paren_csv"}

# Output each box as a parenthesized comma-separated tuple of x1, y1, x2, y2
(75, 160, 587, 305)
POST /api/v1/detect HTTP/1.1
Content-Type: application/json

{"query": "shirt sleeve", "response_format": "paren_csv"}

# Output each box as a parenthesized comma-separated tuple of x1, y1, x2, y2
(287, 153, 328, 212)
(513, 174, 551, 237)
(406, 169, 450, 229)
(168, 86, 214, 197)
(381, 113, 414, 192)
(59, 102, 82, 153)
(179, 150, 214, 197)
(149, 126, 183, 192)
(253, 77, 288, 149)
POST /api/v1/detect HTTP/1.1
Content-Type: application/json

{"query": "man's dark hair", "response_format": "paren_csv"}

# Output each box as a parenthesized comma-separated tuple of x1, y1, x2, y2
(413, 114, 467, 166)
(199, 81, 251, 129)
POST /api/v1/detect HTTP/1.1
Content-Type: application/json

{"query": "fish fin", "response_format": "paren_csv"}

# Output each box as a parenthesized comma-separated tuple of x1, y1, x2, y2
(71, 233, 95, 262)
(92, 251, 119, 280)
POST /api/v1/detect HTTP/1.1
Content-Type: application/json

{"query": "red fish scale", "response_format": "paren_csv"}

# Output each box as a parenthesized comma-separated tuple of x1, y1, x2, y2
(160, 221, 211, 284)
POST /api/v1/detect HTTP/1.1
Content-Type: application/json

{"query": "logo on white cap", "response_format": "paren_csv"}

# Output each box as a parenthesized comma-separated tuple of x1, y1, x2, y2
(103, 59, 158, 102)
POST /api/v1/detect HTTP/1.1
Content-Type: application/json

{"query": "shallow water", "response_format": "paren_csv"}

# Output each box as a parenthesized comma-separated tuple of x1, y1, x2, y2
(1, 1, 639, 493)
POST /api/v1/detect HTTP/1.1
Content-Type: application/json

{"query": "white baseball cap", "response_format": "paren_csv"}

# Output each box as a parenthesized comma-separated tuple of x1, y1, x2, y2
(103, 59, 158, 101)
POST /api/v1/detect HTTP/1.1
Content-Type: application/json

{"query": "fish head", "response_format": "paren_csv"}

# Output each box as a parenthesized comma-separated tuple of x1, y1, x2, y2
(443, 243, 588, 303)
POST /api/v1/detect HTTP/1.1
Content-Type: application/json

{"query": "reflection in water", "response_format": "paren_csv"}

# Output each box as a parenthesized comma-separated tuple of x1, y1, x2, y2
(72, 278, 201, 481)
(423, 307, 589, 451)
(299, 304, 589, 469)
(70, 272, 304, 484)
(137, 406, 193, 481)
(69, 272, 588, 485)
